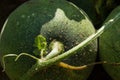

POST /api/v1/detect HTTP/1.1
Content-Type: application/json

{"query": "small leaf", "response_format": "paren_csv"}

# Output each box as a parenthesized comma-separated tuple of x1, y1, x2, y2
(33, 35, 47, 56)
(33, 35, 47, 49)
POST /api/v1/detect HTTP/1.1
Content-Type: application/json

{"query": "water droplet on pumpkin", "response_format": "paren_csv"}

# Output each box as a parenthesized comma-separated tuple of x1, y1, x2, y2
(89, 49, 93, 52)
(21, 15, 25, 18)
(49, 37, 52, 40)
(109, 19, 114, 22)
(27, 16, 30, 18)
(16, 22, 19, 25)
(83, 52, 86, 56)
(35, 68, 38, 70)
(32, 13, 35, 16)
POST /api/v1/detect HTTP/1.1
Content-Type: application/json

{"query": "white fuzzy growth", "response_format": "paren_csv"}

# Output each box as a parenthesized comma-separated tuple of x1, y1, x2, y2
(42, 8, 94, 35)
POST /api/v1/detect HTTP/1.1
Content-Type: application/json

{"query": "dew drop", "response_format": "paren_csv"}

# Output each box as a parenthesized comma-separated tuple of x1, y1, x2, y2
(109, 19, 114, 22)
(21, 15, 25, 18)
(32, 13, 35, 16)
(35, 68, 38, 71)
(89, 49, 93, 52)
(16, 22, 19, 25)
(27, 16, 30, 18)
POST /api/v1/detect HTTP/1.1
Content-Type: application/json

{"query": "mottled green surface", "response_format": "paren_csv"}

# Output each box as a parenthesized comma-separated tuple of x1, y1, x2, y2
(0, 0, 97, 80)
(99, 6, 120, 80)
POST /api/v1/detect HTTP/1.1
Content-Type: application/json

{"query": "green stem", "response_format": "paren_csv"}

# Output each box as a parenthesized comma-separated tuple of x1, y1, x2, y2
(20, 41, 64, 80)
(21, 13, 120, 80)
(20, 59, 49, 80)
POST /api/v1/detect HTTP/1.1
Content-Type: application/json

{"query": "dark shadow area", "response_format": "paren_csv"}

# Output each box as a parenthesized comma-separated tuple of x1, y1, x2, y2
(87, 55, 113, 80)
(0, 66, 9, 80)
(87, 38, 113, 80)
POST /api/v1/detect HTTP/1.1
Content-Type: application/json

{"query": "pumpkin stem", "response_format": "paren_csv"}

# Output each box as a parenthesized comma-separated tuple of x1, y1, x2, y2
(45, 40, 64, 60)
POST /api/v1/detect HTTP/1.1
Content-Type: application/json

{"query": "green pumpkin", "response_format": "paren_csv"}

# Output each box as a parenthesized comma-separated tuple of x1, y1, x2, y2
(99, 6, 120, 80)
(0, 0, 97, 80)
(67, 0, 98, 25)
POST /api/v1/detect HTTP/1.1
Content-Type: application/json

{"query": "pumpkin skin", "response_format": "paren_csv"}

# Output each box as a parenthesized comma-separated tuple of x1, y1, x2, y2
(67, 0, 99, 26)
(0, 0, 97, 80)
(99, 6, 120, 80)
